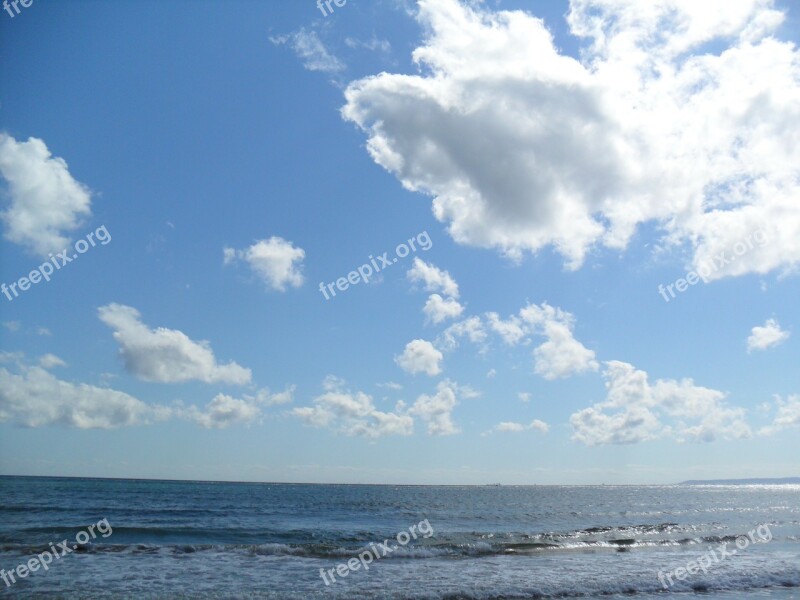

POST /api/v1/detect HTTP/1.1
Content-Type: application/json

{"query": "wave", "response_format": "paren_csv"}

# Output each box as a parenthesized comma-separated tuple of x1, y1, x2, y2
(1, 519, 786, 555)
(0, 533, 784, 560)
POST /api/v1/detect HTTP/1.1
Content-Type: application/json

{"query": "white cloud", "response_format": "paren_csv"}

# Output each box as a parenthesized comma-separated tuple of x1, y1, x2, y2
(438, 316, 486, 350)
(0, 351, 23, 364)
(0, 134, 92, 256)
(0, 351, 289, 430)
(39, 353, 66, 369)
(36, 327, 52, 336)
(322, 374, 347, 392)
(224, 237, 305, 291)
(484, 419, 549, 435)
(532, 319, 599, 380)
(0, 364, 169, 429)
(181, 386, 293, 429)
(342, 0, 800, 277)
(410, 379, 460, 435)
(520, 303, 599, 379)
(570, 403, 662, 446)
(492, 421, 525, 433)
(486, 312, 526, 346)
(570, 361, 752, 445)
(423, 293, 464, 324)
(439, 301, 596, 379)
(98, 303, 251, 385)
(293, 381, 413, 438)
(395, 338, 443, 376)
(407, 258, 460, 298)
(270, 29, 344, 73)
(183, 394, 262, 429)
(529, 419, 549, 433)
(759, 395, 800, 435)
(486, 368, 496, 378)
(2, 321, 20, 332)
(747, 318, 790, 352)
(264, 385, 296, 406)
(377, 381, 403, 391)
(517, 392, 531, 403)
(456, 383, 481, 399)
(345, 36, 392, 53)
(0, 349, 288, 429)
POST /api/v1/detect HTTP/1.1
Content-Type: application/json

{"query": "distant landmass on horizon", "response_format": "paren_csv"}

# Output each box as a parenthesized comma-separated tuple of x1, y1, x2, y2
(680, 477, 800, 485)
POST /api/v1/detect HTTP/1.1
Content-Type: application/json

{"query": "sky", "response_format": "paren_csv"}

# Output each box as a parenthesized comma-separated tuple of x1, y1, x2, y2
(0, 0, 798, 485)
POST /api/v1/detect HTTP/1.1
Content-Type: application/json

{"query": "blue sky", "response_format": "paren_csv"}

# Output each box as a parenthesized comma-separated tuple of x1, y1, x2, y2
(0, 0, 798, 484)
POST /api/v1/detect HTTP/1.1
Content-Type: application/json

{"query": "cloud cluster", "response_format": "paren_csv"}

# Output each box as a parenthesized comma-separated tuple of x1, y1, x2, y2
(444, 302, 598, 380)
(342, 0, 800, 277)
(0, 134, 92, 256)
(570, 361, 752, 445)
(293, 378, 413, 438)
(181, 386, 294, 429)
(0, 352, 292, 430)
(0, 363, 169, 429)
(224, 237, 305, 292)
(408, 258, 464, 324)
(98, 303, 252, 385)
(405, 258, 597, 380)
(409, 379, 461, 435)
(399, 255, 763, 445)
(293, 377, 468, 437)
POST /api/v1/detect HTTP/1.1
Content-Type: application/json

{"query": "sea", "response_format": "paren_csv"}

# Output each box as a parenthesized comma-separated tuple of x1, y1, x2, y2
(0, 476, 798, 599)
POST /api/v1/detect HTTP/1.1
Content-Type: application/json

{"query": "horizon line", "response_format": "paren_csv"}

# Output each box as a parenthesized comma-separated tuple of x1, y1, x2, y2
(1, 474, 798, 487)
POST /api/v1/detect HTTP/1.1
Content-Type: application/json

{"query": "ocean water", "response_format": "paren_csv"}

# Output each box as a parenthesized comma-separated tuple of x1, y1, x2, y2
(0, 477, 798, 599)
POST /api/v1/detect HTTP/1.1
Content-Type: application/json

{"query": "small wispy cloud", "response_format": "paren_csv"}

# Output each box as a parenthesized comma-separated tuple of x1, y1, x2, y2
(270, 28, 344, 73)
(39, 353, 66, 369)
(345, 36, 391, 53)
(483, 419, 549, 436)
(759, 395, 800, 435)
(377, 381, 403, 391)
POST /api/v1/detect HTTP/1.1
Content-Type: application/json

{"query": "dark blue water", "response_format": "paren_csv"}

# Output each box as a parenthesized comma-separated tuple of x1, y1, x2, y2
(0, 476, 798, 598)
